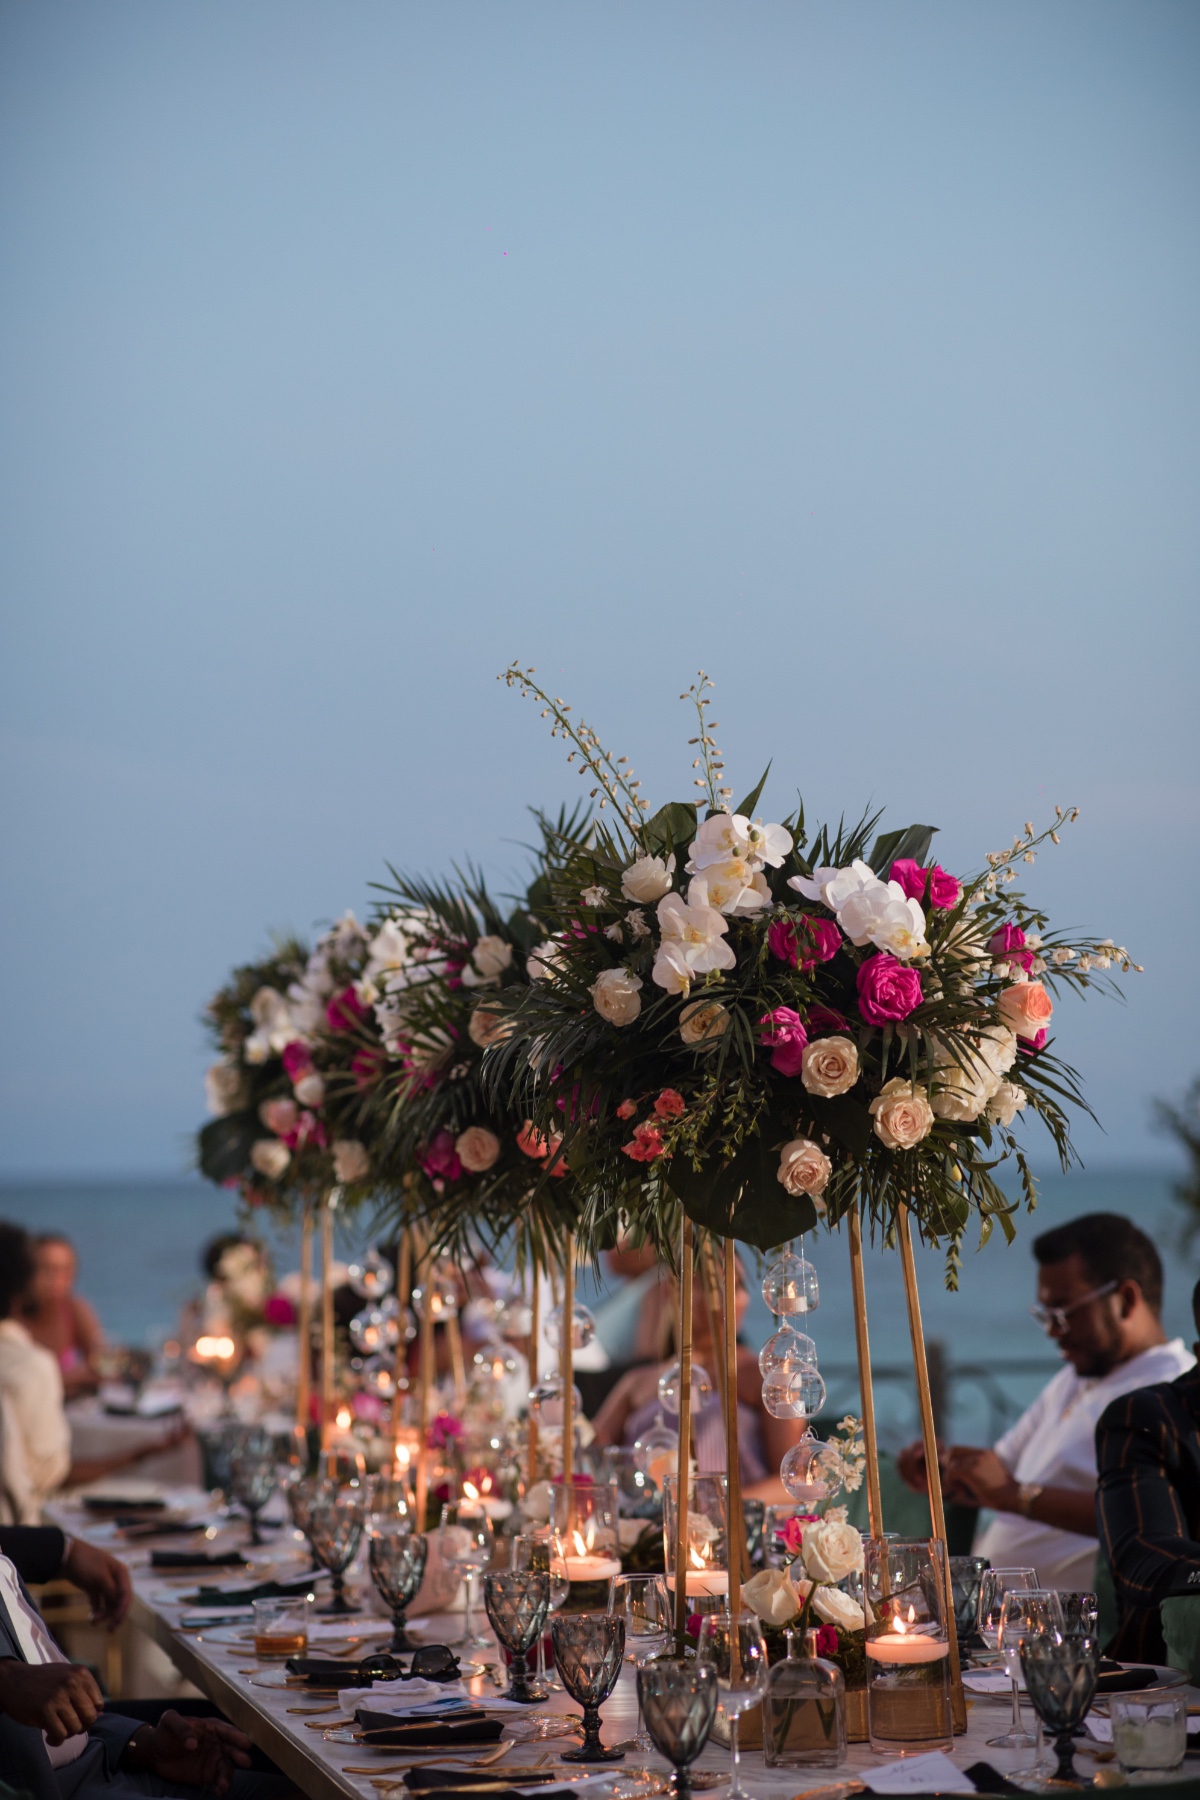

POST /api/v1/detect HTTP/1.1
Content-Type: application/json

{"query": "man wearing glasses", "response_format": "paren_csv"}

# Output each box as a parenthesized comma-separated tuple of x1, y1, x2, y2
(898, 1214, 1192, 1591)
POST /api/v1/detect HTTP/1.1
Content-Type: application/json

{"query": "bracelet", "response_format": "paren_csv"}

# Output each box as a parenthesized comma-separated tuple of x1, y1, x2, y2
(1017, 1481, 1044, 1518)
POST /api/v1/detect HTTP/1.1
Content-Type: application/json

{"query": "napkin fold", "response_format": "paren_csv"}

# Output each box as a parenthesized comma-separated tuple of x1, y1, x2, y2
(337, 1678, 467, 1715)
(1096, 1665, 1162, 1694)
(151, 1549, 247, 1569)
(350, 1712, 504, 1748)
(404, 1773, 567, 1792)
(184, 1574, 318, 1605)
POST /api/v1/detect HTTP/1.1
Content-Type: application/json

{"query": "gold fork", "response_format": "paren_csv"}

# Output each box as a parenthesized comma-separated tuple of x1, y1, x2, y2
(343, 1742, 514, 1777)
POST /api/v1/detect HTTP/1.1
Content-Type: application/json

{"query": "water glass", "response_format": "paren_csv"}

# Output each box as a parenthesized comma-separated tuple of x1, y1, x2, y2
(511, 1530, 569, 1690)
(696, 1608, 768, 1800)
(1057, 1589, 1099, 1636)
(611, 1572, 671, 1750)
(308, 1480, 367, 1614)
(1019, 1630, 1099, 1785)
(976, 1565, 1037, 1652)
(252, 1594, 311, 1657)
(483, 1572, 551, 1703)
(948, 1555, 988, 1640)
(367, 1521, 428, 1650)
(992, 1587, 1063, 1751)
(1111, 1692, 1187, 1774)
(439, 1502, 494, 1648)
(551, 1612, 626, 1763)
(229, 1425, 278, 1546)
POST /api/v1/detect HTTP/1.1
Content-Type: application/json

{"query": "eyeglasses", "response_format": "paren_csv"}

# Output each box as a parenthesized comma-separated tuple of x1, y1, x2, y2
(1030, 1280, 1119, 1335)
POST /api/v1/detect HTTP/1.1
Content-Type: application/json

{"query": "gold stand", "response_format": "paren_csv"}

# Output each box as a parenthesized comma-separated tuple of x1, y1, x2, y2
(723, 1237, 744, 1615)
(414, 1230, 434, 1528)
(847, 1208, 883, 1539)
(561, 1235, 575, 1490)
(672, 1215, 694, 1654)
(318, 1190, 337, 1451)
(527, 1264, 540, 1489)
(295, 1200, 313, 1436)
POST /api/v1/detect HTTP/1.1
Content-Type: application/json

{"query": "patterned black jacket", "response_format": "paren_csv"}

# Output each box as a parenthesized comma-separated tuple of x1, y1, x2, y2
(1096, 1364, 1200, 1662)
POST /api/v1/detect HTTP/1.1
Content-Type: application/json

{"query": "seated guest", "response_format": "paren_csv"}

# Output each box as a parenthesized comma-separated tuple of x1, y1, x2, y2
(23, 1237, 105, 1400)
(0, 1225, 188, 1520)
(0, 1526, 295, 1797)
(591, 1255, 807, 1502)
(898, 1213, 1193, 1590)
(1095, 1277, 1200, 1661)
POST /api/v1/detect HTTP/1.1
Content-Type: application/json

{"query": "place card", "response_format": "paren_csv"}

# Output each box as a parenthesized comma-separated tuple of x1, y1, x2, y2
(863, 1750, 974, 1793)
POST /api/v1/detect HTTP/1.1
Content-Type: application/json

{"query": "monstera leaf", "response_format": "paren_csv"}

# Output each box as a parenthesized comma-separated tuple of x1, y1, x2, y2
(198, 1111, 261, 1183)
(667, 1133, 821, 1250)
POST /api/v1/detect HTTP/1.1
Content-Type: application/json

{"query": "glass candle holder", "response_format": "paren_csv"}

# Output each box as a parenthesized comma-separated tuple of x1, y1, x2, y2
(552, 1480, 622, 1610)
(662, 1475, 729, 1603)
(1111, 1692, 1187, 1775)
(864, 1537, 952, 1755)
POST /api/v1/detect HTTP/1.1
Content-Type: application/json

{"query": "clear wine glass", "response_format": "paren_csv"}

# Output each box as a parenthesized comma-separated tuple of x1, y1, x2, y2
(439, 1502, 494, 1647)
(228, 1426, 278, 1547)
(511, 1530, 569, 1691)
(696, 1608, 769, 1800)
(611, 1573, 671, 1751)
(992, 1587, 1064, 1751)
(976, 1565, 1038, 1653)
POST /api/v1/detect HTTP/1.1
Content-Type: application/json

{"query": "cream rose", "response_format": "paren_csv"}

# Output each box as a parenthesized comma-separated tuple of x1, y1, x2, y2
(777, 1137, 832, 1200)
(591, 967, 644, 1026)
(929, 1059, 992, 1123)
(801, 1035, 859, 1097)
(205, 1061, 244, 1117)
(868, 1077, 935, 1148)
(332, 1139, 370, 1183)
(997, 981, 1054, 1038)
(293, 1071, 325, 1107)
(621, 854, 675, 904)
(742, 1567, 805, 1627)
(800, 1517, 864, 1584)
(810, 1586, 866, 1631)
(679, 999, 730, 1044)
(985, 1081, 1028, 1128)
(526, 940, 563, 982)
(455, 1125, 502, 1172)
(468, 1005, 510, 1049)
(250, 1139, 291, 1180)
(464, 935, 513, 986)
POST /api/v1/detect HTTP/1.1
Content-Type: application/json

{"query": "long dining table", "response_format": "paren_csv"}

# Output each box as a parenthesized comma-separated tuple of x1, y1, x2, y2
(42, 1487, 1200, 1798)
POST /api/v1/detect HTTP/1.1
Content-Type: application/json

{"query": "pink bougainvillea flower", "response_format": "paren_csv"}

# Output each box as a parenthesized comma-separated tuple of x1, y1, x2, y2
(352, 1046, 386, 1091)
(622, 1122, 666, 1162)
(283, 1110, 327, 1151)
(889, 858, 928, 903)
(654, 1089, 686, 1119)
(856, 954, 923, 1025)
(1018, 1029, 1048, 1055)
(758, 1007, 809, 1078)
(428, 1411, 464, 1449)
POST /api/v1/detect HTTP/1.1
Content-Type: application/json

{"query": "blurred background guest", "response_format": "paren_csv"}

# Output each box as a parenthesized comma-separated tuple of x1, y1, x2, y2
(21, 1232, 105, 1399)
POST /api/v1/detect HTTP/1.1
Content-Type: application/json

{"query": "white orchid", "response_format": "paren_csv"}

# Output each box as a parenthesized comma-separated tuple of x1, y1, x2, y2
(651, 883, 736, 992)
(789, 858, 875, 911)
(204, 1061, 244, 1117)
(244, 987, 295, 1061)
(363, 916, 418, 985)
(692, 861, 771, 916)
(651, 940, 694, 995)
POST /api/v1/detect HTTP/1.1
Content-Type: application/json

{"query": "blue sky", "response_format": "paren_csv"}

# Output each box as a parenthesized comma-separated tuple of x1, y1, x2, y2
(1, 1, 1196, 1176)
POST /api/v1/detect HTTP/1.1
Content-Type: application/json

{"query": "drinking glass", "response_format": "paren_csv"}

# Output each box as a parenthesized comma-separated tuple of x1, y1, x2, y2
(638, 1659, 719, 1800)
(696, 1608, 769, 1800)
(976, 1566, 1037, 1652)
(611, 1572, 671, 1751)
(252, 1594, 311, 1657)
(283, 1469, 320, 1564)
(948, 1556, 989, 1642)
(229, 1426, 277, 1546)
(550, 1612, 626, 1763)
(483, 1571, 551, 1703)
(511, 1530, 569, 1691)
(992, 1587, 1063, 1750)
(367, 1520, 428, 1650)
(1111, 1692, 1187, 1775)
(439, 1502, 494, 1648)
(308, 1481, 367, 1614)
(1019, 1630, 1099, 1785)
(1057, 1589, 1099, 1637)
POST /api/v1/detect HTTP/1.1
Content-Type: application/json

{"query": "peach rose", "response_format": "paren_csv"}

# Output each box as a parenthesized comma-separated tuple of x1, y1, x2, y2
(800, 1035, 859, 1098)
(259, 1097, 298, 1136)
(679, 999, 730, 1044)
(468, 1005, 510, 1049)
(777, 1138, 832, 1203)
(455, 1126, 501, 1172)
(997, 981, 1054, 1039)
(869, 1078, 935, 1150)
(332, 1139, 370, 1183)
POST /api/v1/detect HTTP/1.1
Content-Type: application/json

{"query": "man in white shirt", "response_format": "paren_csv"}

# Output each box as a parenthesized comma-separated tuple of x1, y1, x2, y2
(898, 1213, 1194, 1591)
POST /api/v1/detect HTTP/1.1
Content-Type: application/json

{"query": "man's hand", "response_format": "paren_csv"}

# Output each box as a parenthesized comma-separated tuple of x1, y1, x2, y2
(62, 1538, 133, 1629)
(945, 1447, 1020, 1512)
(123, 1709, 252, 1795)
(0, 1658, 103, 1743)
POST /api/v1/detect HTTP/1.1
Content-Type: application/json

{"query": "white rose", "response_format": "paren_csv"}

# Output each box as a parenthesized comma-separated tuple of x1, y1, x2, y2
(462, 935, 513, 987)
(742, 1567, 805, 1627)
(929, 1059, 992, 1123)
(985, 1081, 1028, 1128)
(527, 939, 563, 982)
(810, 1586, 866, 1632)
(800, 1518, 864, 1584)
(468, 1005, 510, 1049)
(621, 854, 675, 904)
(801, 1037, 859, 1098)
(591, 967, 644, 1027)
(250, 1139, 291, 1180)
(679, 999, 730, 1044)
(293, 1072, 325, 1107)
(869, 1078, 935, 1149)
(977, 1026, 1018, 1081)
(205, 1061, 244, 1117)
(332, 1139, 370, 1184)
(777, 1138, 832, 1201)
(455, 1126, 502, 1172)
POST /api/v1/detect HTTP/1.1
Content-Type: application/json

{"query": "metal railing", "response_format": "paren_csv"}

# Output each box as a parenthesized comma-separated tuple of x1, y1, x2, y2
(819, 1344, 1060, 1446)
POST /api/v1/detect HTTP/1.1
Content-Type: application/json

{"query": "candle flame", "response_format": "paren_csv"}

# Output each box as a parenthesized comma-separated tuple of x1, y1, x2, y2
(463, 1481, 479, 1501)
(335, 1405, 352, 1430)
(194, 1335, 236, 1361)
(689, 1544, 707, 1571)
(394, 1444, 411, 1471)
(895, 1610, 909, 1637)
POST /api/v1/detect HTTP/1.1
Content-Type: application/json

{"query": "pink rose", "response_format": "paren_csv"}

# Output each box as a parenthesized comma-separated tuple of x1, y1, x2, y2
(768, 918, 799, 966)
(815, 1624, 839, 1658)
(808, 1005, 849, 1034)
(780, 1514, 818, 1554)
(259, 1096, 298, 1136)
(654, 1089, 686, 1119)
(283, 1109, 326, 1150)
(263, 1292, 297, 1327)
(928, 866, 961, 910)
(326, 985, 368, 1032)
(889, 858, 927, 902)
(352, 1046, 385, 1090)
(616, 1098, 638, 1120)
(758, 1007, 809, 1078)
(281, 1040, 314, 1079)
(997, 981, 1054, 1039)
(801, 918, 842, 967)
(1018, 1028, 1048, 1055)
(622, 1122, 666, 1161)
(989, 923, 1034, 971)
(856, 954, 923, 1025)
(421, 1129, 463, 1182)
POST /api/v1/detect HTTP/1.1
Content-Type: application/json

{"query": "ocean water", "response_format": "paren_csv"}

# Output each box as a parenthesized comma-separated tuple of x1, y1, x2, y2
(1, 1167, 1190, 1449)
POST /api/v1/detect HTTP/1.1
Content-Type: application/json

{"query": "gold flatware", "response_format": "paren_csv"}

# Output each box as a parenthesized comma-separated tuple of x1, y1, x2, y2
(342, 1742, 513, 1775)
(287, 1703, 341, 1715)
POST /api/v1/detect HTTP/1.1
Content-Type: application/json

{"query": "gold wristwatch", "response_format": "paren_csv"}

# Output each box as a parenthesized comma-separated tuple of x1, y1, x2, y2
(1017, 1481, 1044, 1517)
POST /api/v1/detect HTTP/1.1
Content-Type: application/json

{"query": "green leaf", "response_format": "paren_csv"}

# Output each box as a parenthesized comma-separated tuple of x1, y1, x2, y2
(734, 764, 772, 821)
(198, 1112, 260, 1183)
(666, 1139, 820, 1250)
(807, 1094, 873, 1159)
(868, 824, 939, 874)
(642, 801, 699, 858)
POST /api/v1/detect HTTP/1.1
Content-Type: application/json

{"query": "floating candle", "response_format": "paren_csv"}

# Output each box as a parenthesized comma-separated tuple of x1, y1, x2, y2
(866, 1633, 949, 1665)
(564, 1553, 623, 1583)
(665, 1570, 730, 1597)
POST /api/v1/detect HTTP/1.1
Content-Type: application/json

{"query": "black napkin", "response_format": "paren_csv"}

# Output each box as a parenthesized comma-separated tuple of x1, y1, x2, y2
(405, 1788, 576, 1800)
(350, 1717, 504, 1748)
(185, 1575, 316, 1605)
(150, 1549, 247, 1569)
(125, 1521, 211, 1540)
(1096, 1664, 1163, 1694)
(405, 1771, 568, 1791)
(962, 1762, 1025, 1794)
(83, 1495, 166, 1512)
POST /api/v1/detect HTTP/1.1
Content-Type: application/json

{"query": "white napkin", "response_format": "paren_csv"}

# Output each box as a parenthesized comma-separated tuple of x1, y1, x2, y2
(337, 1677, 469, 1714)
(864, 1750, 974, 1793)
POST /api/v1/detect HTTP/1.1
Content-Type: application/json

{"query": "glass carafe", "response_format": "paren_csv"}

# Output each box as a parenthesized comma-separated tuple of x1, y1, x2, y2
(762, 1627, 847, 1769)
